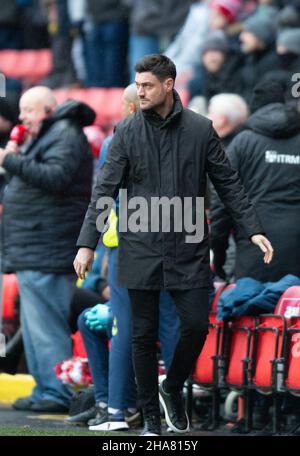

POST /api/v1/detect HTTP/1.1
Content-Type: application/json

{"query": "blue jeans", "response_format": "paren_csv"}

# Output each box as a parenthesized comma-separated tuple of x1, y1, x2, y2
(16, 271, 75, 407)
(78, 247, 180, 409)
(83, 20, 129, 87)
(129, 34, 160, 82)
(107, 247, 137, 409)
(77, 310, 110, 404)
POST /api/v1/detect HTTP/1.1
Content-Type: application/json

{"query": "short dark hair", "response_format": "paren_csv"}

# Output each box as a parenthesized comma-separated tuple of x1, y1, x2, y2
(134, 54, 177, 81)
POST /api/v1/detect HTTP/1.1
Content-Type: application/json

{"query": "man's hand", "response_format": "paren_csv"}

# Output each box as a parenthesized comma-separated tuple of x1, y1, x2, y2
(5, 140, 20, 155)
(0, 141, 20, 166)
(251, 234, 274, 264)
(73, 247, 95, 280)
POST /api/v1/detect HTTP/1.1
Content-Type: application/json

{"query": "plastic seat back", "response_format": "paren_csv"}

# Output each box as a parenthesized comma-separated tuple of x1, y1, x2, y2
(252, 316, 284, 388)
(285, 317, 300, 391)
(225, 316, 257, 387)
(193, 312, 222, 385)
(275, 286, 300, 323)
(192, 283, 235, 385)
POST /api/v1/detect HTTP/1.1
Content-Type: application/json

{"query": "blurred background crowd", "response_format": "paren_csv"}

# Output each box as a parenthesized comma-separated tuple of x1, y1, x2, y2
(1, 0, 300, 115)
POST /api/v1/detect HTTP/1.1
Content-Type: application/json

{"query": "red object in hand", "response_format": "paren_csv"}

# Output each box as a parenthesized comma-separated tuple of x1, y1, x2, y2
(9, 124, 27, 145)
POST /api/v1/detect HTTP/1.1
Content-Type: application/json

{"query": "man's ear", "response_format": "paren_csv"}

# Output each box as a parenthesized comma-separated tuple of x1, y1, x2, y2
(129, 102, 137, 115)
(165, 78, 175, 93)
(44, 106, 53, 116)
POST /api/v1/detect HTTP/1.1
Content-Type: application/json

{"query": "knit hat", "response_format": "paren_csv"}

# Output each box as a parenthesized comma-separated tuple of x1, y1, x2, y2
(244, 15, 277, 46)
(210, 0, 242, 24)
(249, 80, 285, 113)
(277, 28, 300, 56)
(201, 31, 229, 55)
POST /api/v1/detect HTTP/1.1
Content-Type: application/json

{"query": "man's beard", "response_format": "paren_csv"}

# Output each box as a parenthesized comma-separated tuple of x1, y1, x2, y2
(139, 98, 165, 112)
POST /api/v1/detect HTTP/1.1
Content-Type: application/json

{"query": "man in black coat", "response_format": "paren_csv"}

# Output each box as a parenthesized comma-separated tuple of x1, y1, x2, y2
(239, 14, 280, 103)
(74, 55, 273, 436)
(0, 86, 95, 413)
(211, 80, 300, 282)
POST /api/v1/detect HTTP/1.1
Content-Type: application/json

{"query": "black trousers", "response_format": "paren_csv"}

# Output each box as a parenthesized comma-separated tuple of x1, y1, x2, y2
(128, 288, 209, 416)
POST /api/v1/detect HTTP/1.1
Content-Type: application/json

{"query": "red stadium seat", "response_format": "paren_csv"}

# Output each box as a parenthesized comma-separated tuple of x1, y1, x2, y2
(193, 312, 223, 387)
(285, 317, 300, 393)
(273, 287, 300, 417)
(248, 286, 300, 433)
(225, 316, 257, 389)
(0, 49, 52, 84)
(193, 284, 234, 386)
(251, 315, 285, 390)
(251, 287, 300, 391)
(191, 282, 235, 428)
(220, 313, 257, 432)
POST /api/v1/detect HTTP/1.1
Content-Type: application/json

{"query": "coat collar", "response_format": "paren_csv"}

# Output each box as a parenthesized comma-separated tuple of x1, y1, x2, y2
(142, 89, 183, 129)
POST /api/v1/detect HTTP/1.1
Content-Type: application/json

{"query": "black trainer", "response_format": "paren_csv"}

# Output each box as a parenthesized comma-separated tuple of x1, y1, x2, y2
(67, 405, 97, 424)
(87, 405, 108, 426)
(31, 400, 69, 413)
(159, 380, 190, 434)
(140, 414, 161, 436)
(12, 396, 34, 411)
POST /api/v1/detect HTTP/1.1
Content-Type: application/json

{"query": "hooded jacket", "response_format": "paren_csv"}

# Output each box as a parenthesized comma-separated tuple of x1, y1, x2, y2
(77, 91, 262, 290)
(211, 102, 300, 281)
(1, 100, 95, 274)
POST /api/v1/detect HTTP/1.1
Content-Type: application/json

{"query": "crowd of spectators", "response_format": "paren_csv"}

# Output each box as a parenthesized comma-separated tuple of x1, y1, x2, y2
(0, 1, 299, 102)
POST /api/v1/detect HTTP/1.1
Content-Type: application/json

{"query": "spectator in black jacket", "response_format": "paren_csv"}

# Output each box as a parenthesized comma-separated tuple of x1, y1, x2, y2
(0, 86, 95, 413)
(188, 31, 243, 104)
(261, 28, 300, 106)
(239, 14, 280, 102)
(210, 81, 300, 282)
